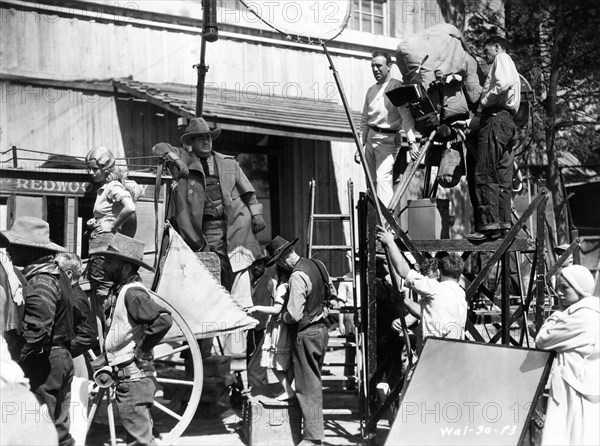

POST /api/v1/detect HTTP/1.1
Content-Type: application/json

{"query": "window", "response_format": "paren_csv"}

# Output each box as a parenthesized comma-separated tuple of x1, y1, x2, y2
(350, 0, 387, 35)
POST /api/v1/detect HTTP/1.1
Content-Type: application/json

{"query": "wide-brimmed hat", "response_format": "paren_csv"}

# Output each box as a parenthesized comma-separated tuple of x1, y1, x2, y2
(0, 217, 66, 252)
(265, 236, 299, 267)
(252, 248, 271, 265)
(180, 118, 221, 145)
(93, 233, 154, 271)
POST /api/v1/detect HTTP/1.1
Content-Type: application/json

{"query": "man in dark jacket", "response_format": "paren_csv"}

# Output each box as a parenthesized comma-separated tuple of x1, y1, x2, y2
(1, 217, 75, 446)
(56, 253, 97, 359)
(266, 236, 336, 446)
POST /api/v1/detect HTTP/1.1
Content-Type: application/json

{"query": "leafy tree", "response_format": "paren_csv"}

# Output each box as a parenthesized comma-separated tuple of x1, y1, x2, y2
(463, 0, 600, 242)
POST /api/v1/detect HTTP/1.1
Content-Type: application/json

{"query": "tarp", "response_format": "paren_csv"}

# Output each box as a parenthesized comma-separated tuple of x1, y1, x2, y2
(154, 227, 257, 340)
(395, 24, 483, 125)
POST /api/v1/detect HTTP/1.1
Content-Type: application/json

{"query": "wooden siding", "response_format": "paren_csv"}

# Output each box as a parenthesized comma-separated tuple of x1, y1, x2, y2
(0, 83, 126, 163)
(1, 4, 381, 107)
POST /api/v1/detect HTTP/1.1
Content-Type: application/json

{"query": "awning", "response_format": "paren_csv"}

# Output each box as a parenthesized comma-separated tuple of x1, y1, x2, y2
(113, 79, 361, 142)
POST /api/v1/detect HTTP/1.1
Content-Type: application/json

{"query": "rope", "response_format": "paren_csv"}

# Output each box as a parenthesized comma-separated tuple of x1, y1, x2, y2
(236, 0, 351, 45)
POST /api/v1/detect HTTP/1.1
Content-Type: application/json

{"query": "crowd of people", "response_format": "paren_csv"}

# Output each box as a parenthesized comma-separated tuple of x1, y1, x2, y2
(0, 35, 598, 446)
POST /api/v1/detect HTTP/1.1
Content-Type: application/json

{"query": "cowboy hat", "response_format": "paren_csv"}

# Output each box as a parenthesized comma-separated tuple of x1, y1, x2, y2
(180, 118, 221, 145)
(0, 217, 66, 252)
(265, 236, 299, 267)
(252, 248, 271, 265)
(93, 233, 154, 271)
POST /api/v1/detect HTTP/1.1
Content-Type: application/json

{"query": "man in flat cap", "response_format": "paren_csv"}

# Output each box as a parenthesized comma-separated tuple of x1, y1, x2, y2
(1, 217, 75, 446)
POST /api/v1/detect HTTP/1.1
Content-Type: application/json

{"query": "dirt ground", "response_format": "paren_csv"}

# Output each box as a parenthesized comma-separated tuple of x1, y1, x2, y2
(85, 346, 392, 445)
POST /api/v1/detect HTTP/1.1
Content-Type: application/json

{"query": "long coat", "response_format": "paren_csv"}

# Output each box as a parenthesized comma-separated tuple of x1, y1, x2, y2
(536, 297, 600, 446)
(153, 144, 262, 273)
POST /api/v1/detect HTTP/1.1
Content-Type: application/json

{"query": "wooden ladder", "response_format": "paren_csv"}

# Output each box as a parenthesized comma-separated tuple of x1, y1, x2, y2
(307, 179, 361, 395)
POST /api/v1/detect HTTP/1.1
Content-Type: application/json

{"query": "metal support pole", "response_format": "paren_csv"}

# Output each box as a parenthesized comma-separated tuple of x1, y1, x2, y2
(11, 145, 18, 168)
(195, 37, 208, 117)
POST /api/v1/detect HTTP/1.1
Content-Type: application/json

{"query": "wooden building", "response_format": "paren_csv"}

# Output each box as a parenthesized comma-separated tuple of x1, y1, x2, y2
(0, 0, 467, 276)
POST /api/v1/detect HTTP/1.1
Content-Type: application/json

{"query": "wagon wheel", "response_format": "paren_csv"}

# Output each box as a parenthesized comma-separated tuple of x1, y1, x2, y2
(87, 293, 203, 446)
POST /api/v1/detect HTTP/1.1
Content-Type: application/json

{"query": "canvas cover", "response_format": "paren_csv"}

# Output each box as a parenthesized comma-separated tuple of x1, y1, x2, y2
(395, 23, 483, 127)
(154, 227, 257, 340)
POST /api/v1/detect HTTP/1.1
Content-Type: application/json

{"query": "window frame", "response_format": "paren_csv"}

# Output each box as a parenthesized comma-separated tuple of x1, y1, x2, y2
(351, 0, 388, 36)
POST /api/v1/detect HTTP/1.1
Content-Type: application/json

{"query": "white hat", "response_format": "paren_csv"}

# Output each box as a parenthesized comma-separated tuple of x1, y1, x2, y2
(560, 265, 594, 297)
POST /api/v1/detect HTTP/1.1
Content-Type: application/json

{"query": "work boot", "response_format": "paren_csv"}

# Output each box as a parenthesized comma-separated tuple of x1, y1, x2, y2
(466, 230, 501, 242)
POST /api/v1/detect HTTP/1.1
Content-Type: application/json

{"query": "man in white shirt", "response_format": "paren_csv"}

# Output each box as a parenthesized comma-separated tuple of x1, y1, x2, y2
(359, 51, 418, 208)
(464, 36, 521, 241)
(377, 227, 467, 354)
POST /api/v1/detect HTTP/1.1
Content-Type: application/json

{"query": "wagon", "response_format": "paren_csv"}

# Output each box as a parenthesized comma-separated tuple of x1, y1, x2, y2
(1, 152, 256, 445)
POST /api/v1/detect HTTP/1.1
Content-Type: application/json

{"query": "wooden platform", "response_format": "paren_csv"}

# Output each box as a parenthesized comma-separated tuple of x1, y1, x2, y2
(403, 237, 535, 252)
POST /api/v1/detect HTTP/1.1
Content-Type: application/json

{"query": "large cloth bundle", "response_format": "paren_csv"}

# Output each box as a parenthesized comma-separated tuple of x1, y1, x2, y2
(395, 24, 483, 133)
(154, 227, 257, 340)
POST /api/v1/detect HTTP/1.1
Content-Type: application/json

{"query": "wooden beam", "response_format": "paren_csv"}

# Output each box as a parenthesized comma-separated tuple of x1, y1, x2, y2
(465, 188, 548, 302)
(546, 237, 580, 281)
(380, 204, 426, 265)
(406, 238, 535, 253)
(535, 191, 548, 334)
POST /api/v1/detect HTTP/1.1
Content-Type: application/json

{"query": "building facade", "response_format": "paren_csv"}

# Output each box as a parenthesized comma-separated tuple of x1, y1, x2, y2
(0, 0, 463, 275)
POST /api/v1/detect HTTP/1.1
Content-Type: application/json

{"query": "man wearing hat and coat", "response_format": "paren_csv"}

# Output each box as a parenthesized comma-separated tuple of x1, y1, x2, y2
(266, 236, 336, 446)
(152, 118, 265, 308)
(246, 249, 276, 389)
(0, 217, 75, 446)
(94, 233, 173, 446)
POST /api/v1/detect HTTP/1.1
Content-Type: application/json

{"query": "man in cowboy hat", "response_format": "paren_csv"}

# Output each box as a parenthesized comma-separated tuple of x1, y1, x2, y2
(152, 118, 265, 309)
(266, 236, 336, 446)
(246, 249, 275, 388)
(0, 217, 75, 446)
(94, 233, 172, 445)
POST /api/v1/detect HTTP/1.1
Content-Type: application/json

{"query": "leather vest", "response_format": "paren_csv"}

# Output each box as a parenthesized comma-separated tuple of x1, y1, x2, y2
(203, 160, 224, 220)
(104, 283, 146, 366)
(292, 259, 327, 331)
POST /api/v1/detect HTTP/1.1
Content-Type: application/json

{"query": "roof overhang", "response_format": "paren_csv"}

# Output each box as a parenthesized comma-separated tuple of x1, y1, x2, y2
(113, 79, 360, 142)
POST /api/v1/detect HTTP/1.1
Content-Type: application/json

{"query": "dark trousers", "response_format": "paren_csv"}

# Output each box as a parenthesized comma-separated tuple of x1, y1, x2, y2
(202, 219, 234, 291)
(293, 322, 328, 441)
(246, 329, 268, 388)
(115, 377, 156, 446)
(474, 111, 517, 231)
(20, 348, 75, 446)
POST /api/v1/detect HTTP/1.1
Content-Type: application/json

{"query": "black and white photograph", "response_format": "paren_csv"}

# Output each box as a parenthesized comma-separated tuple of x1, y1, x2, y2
(1, 1, 599, 445)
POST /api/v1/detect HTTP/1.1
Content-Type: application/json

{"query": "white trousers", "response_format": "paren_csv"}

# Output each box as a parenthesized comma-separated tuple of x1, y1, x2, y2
(364, 131, 401, 207)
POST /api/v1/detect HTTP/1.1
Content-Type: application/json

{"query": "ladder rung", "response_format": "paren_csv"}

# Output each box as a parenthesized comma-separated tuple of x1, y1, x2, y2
(312, 214, 351, 220)
(311, 245, 353, 251)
